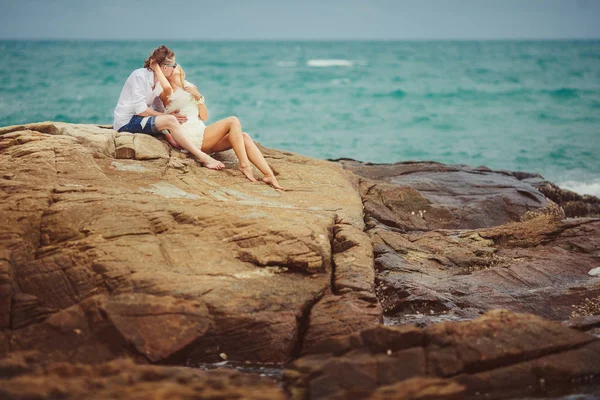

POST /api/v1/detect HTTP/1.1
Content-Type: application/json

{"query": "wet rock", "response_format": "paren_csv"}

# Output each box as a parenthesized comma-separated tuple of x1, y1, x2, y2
(285, 310, 600, 399)
(527, 179, 600, 218)
(337, 160, 554, 230)
(372, 216, 600, 325)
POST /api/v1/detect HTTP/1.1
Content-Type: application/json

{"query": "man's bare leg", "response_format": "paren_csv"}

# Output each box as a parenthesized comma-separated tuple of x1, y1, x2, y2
(155, 115, 224, 170)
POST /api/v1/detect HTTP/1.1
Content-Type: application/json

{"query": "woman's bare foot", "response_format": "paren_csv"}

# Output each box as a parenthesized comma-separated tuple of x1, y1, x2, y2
(239, 164, 258, 182)
(199, 154, 225, 170)
(263, 175, 284, 190)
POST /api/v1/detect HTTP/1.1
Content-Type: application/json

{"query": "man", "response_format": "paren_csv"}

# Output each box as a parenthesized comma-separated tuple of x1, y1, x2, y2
(113, 45, 224, 169)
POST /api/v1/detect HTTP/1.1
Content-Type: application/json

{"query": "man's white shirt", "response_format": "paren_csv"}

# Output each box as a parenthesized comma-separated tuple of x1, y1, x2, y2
(113, 68, 164, 131)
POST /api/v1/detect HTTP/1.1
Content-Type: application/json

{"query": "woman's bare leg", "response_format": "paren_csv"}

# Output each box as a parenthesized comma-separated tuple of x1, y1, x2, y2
(206, 131, 283, 190)
(154, 115, 224, 170)
(202, 116, 256, 182)
(242, 133, 283, 190)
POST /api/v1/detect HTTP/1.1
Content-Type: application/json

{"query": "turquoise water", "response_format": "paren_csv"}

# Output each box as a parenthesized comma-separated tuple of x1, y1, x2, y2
(1, 40, 599, 195)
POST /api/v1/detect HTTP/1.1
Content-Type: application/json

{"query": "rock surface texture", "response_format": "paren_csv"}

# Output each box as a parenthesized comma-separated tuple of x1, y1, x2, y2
(2, 124, 599, 399)
(285, 310, 600, 399)
(337, 160, 600, 327)
(0, 356, 286, 400)
(0, 122, 380, 367)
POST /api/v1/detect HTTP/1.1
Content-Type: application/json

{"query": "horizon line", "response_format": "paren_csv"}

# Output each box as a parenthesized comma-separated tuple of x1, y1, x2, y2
(1, 37, 600, 42)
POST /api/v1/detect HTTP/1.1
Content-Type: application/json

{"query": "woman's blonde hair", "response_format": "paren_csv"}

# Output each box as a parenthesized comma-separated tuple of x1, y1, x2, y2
(176, 65, 186, 88)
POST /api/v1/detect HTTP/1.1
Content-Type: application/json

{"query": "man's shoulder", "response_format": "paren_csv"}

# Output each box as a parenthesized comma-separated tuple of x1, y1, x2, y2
(128, 68, 152, 80)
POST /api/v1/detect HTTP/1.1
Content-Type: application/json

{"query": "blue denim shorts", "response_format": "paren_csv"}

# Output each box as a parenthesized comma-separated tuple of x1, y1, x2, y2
(118, 115, 162, 136)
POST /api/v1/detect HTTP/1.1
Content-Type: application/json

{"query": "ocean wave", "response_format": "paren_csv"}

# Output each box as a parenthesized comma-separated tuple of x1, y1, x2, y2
(536, 112, 599, 123)
(557, 180, 600, 198)
(307, 59, 353, 67)
(331, 78, 351, 85)
(421, 87, 588, 101)
(276, 61, 297, 68)
(373, 89, 406, 99)
(426, 88, 537, 99)
(544, 88, 580, 99)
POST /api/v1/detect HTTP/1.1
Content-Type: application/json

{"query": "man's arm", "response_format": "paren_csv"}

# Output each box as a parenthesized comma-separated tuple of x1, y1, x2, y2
(137, 107, 164, 117)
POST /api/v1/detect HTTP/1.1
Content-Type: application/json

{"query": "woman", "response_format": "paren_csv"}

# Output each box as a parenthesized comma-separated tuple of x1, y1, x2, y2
(151, 61, 283, 190)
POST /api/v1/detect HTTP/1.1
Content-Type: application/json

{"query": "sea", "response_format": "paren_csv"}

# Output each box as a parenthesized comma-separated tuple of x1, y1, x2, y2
(1, 40, 599, 196)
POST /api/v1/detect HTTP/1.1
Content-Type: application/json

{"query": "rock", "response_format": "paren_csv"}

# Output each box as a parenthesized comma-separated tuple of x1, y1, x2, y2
(301, 292, 382, 355)
(589, 267, 600, 276)
(10, 293, 57, 330)
(0, 122, 380, 365)
(372, 216, 600, 324)
(368, 378, 465, 400)
(562, 315, 600, 331)
(0, 358, 286, 400)
(337, 160, 553, 231)
(528, 179, 600, 218)
(335, 159, 600, 326)
(285, 310, 600, 399)
(4, 122, 599, 400)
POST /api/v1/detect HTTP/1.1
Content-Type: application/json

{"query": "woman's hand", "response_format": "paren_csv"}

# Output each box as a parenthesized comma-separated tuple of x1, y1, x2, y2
(184, 85, 203, 102)
(149, 58, 160, 71)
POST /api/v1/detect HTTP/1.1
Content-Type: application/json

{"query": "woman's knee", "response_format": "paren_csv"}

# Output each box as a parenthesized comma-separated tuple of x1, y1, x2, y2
(242, 132, 252, 143)
(228, 116, 241, 128)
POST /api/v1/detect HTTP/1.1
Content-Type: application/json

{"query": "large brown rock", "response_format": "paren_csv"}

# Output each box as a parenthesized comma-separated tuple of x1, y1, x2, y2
(520, 175, 600, 218)
(372, 215, 600, 325)
(0, 122, 381, 365)
(285, 310, 600, 400)
(335, 159, 600, 327)
(0, 357, 286, 400)
(337, 159, 559, 231)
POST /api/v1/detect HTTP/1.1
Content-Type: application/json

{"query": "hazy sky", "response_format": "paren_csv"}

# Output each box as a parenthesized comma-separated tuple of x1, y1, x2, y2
(1, 0, 599, 40)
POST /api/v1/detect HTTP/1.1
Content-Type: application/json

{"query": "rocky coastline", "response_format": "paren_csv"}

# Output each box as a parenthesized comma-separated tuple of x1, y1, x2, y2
(0, 122, 599, 399)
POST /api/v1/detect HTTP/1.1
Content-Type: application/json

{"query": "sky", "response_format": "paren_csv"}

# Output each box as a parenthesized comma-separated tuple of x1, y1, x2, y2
(0, 0, 599, 40)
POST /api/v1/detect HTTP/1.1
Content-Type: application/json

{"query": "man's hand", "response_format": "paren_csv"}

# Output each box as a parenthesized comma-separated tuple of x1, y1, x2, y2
(168, 109, 187, 124)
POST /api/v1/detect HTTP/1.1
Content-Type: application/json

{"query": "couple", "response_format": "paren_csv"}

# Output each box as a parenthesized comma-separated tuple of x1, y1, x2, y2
(113, 45, 282, 190)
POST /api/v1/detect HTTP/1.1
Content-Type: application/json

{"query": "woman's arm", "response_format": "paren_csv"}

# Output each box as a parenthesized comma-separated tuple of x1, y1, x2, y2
(150, 60, 173, 106)
(184, 84, 208, 121)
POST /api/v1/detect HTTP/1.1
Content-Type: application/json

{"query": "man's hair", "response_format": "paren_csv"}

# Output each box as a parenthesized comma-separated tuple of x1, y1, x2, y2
(143, 45, 175, 69)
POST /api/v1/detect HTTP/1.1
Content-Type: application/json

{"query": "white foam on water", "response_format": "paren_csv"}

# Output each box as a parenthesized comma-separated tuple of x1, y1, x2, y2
(557, 179, 600, 198)
(307, 59, 354, 67)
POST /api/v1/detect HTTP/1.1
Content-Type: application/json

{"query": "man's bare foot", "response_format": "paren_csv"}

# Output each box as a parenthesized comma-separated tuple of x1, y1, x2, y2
(199, 155, 225, 170)
(239, 165, 258, 182)
(263, 175, 284, 190)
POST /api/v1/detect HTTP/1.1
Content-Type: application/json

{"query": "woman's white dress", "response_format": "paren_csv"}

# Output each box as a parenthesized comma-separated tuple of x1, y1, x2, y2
(164, 83, 206, 149)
